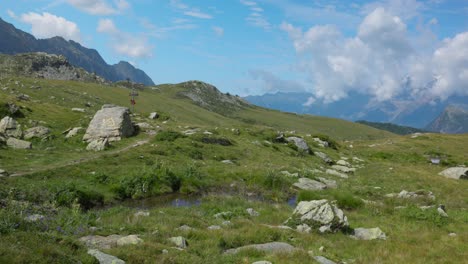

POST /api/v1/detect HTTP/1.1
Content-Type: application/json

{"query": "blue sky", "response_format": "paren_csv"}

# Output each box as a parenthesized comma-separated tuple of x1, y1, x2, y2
(2, 0, 468, 103)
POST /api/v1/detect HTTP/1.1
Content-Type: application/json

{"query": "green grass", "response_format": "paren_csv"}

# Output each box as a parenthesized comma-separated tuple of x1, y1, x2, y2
(0, 76, 467, 263)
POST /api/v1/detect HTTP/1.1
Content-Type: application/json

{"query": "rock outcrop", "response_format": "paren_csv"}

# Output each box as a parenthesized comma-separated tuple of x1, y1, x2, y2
(439, 167, 468, 180)
(351, 227, 386, 240)
(87, 249, 125, 264)
(6, 137, 32, 149)
(224, 242, 296, 255)
(83, 105, 134, 143)
(24, 126, 50, 139)
(285, 200, 349, 233)
(79, 235, 143, 249)
(286, 137, 309, 153)
(0, 116, 22, 138)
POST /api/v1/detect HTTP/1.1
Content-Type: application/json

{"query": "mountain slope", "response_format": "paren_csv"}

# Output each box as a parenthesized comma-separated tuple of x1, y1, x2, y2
(356, 120, 428, 135)
(0, 18, 154, 85)
(425, 105, 468, 134)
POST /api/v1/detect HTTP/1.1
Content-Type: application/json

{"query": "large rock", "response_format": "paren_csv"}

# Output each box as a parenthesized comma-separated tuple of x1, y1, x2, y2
(286, 200, 348, 232)
(351, 227, 386, 240)
(149, 112, 159, 119)
(293, 178, 327, 191)
(87, 249, 125, 264)
(24, 126, 50, 139)
(0, 116, 22, 138)
(439, 167, 468, 180)
(325, 169, 348, 179)
(224, 242, 296, 255)
(7, 137, 32, 149)
(79, 235, 143, 249)
(83, 105, 134, 142)
(286, 137, 309, 153)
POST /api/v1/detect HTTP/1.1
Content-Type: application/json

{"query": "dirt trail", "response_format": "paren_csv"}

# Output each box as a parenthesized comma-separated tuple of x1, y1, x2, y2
(10, 139, 151, 177)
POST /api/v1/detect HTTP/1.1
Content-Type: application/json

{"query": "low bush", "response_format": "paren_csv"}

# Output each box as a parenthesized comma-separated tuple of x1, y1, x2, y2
(155, 130, 184, 142)
(54, 185, 104, 210)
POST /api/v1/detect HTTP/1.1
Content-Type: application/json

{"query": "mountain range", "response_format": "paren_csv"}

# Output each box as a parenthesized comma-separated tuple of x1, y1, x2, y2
(245, 92, 468, 134)
(0, 17, 154, 85)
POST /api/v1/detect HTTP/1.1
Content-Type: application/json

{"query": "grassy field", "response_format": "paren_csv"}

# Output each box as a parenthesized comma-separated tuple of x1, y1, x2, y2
(0, 77, 467, 263)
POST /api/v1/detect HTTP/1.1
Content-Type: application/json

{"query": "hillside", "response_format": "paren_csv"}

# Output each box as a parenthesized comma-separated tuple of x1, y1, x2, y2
(356, 120, 428, 135)
(0, 74, 467, 264)
(0, 18, 154, 85)
(425, 105, 468, 134)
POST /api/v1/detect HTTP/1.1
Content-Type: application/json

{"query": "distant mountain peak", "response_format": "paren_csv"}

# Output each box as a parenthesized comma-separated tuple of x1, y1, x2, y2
(425, 104, 468, 134)
(0, 17, 154, 85)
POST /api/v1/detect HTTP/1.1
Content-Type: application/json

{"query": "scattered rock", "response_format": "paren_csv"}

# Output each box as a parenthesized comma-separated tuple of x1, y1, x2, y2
(252, 261, 272, 264)
(83, 105, 134, 142)
(351, 227, 386, 240)
(224, 242, 296, 255)
(313, 256, 337, 264)
(72, 108, 86, 113)
(222, 221, 232, 226)
(182, 129, 199, 135)
(286, 137, 309, 153)
(315, 152, 333, 164)
(313, 137, 329, 148)
(214, 211, 233, 219)
(316, 177, 337, 189)
(385, 190, 435, 200)
(281, 171, 299, 177)
(169, 236, 188, 249)
(176, 225, 193, 231)
(87, 249, 125, 264)
(331, 165, 355, 173)
(7, 137, 32, 149)
(17, 94, 30, 101)
(79, 235, 143, 249)
(246, 208, 260, 217)
(0, 169, 8, 177)
(24, 214, 45, 222)
(336, 160, 351, 167)
(134, 211, 150, 217)
(24, 126, 50, 140)
(221, 160, 234, 164)
(66, 127, 83, 138)
(286, 200, 349, 233)
(448, 233, 457, 237)
(85, 102, 93, 107)
(293, 178, 327, 191)
(136, 122, 152, 130)
(437, 205, 448, 217)
(410, 133, 423, 138)
(325, 169, 348, 179)
(162, 249, 169, 254)
(6, 102, 21, 116)
(0, 116, 22, 138)
(438, 167, 468, 180)
(208, 225, 222, 230)
(86, 138, 109, 152)
(149, 112, 159, 119)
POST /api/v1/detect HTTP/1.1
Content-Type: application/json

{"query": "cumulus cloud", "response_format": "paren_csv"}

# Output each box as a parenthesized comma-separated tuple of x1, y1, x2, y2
(67, 0, 130, 15)
(97, 19, 153, 58)
(19, 12, 81, 42)
(281, 7, 468, 103)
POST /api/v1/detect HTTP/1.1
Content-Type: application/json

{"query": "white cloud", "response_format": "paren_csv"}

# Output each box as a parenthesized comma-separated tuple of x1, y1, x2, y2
(170, 0, 213, 19)
(7, 9, 17, 19)
(240, 0, 271, 30)
(212, 26, 224, 37)
(361, 0, 424, 20)
(249, 69, 306, 93)
(19, 12, 81, 42)
(97, 18, 153, 58)
(281, 7, 468, 103)
(67, 0, 130, 15)
(183, 10, 212, 19)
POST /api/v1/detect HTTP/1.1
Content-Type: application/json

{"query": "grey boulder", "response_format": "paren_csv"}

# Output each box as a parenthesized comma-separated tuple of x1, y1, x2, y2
(224, 242, 296, 255)
(87, 249, 125, 264)
(439, 167, 468, 180)
(293, 178, 327, 191)
(286, 137, 309, 153)
(286, 200, 348, 232)
(86, 138, 109, 151)
(83, 105, 134, 142)
(7, 137, 32, 149)
(351, 227, 386, 240)
(24, 126, 50, 139)
(0, 116, 22, 138)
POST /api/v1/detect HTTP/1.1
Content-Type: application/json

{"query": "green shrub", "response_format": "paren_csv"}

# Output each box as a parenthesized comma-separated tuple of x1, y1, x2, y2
(400, 205, 449, 227)
(312, 134, 340, 150)
(114, 169, 160, 199)
(160, 167, 181, 192)
(187, 149, 203, 160)
(0, 208, 21, 234)
(200, 136, 232, 146)
(155, 130, 184, 142)
(54, 185, 104, 210)
(263, 171, 290, 191)
(330, 190, 363, 210)
(93, 172, 109, 184)
(297, 190, 323, 202)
